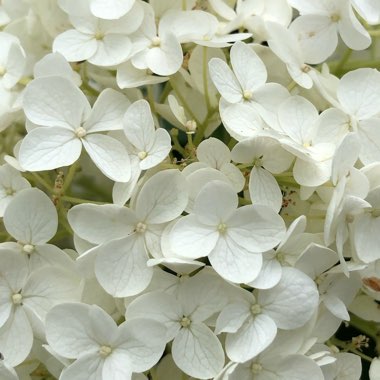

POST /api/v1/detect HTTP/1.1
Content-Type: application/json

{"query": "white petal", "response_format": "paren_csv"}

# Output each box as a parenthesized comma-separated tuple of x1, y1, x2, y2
(293, 158, 331, 187)
(68, 203, 136, 245)
(215, 302, 250, 334)
(22, 266, 82, 320)
(95, 236, 153, 297)
(248, 252, 282, 289)
(221, 103, 263, 141)
(172, 323, 224, 379)
(90, 0, 135, 19)
(19, 127, 81, 171)
(278, 96, 318, 145)
(89, 34, 132, 66)
(260, 267, 319, 329)
(208, 57, 242, 103)
(45, 303, 99, 359)
(53, 29, 98, 63)
(338, 5, 371, 50)
(60, 354, 103, 380)
(228, 205, 286, 252)
(170, 215, 219, 259)
(289, 15, 337, 64)
(135, 169, 188, 224)
(102, 351, 132, 380)
(209, 236, 263, 283)
(145, 33, 183, 76)
(331, 132, 360, 185)
(123, 99, 155, 151)
(271, 354, 324, 380)
(3, 188, 58, 244)
(221, 163, 245, 192)
(226, 314, 277, 362)
(230, 41, 267, 91)
(0, 277, 12, 328)
(197, 137, 231, 169)
(23, 76, 90, 128)
(323, 294, 350, 320)
(84, 88, 129, 133)
(249, 167, 283, 212)
(193, 180, 238, 225)
(126, 291, 181, 341)
(0, 308, 33, 366)
(0, 250, 29, 293)
(116, 318, 166, 372)
(112, 157, 141, 206)
(358, 119, 380, 164)
(82, 133, 131, 182)
(354, 214, 380, 263)
(337, 68, 380, 119)
(140, 129, 171, 170)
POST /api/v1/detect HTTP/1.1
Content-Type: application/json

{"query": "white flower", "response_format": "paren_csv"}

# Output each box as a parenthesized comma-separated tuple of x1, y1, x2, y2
(89, 0, 136, 20)
(183, 137, 245, 192)
(68, 170, 188, 297)
(0, 250, 82, 366)
(289, 0, 371, 63)
(46, 302, 166, 380)
(215, 267, 319, 362)
(0, 32, 25, 89)
(123, 99, 171, 170)
(231, 136, 293, 212)
(54, 0, 144, 66)
(209, 41, 289, 129)
(0, 164, 30, 217)
(19, 76, 131, 182)
(126, 272, 227, 379)
(170, 180, 286, 283)
(2, 188, 76, 270)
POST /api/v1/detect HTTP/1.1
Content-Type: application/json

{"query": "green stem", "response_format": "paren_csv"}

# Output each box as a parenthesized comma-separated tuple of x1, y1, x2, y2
(170, 80, 201, 126)
(202, 46, 212, 112)
(63, 161, 79, 192)
(328, 59, 380, 74)
(193, 109, 216, 145)
(159, 81, 172, 103)
(349, 312, 380, 341)
(186, 133, 196, 158)
(333, 48, 353, 75)
(29, 172, 52, 191)
(147, 85, 156, 114)
(61, 195, 104, 205)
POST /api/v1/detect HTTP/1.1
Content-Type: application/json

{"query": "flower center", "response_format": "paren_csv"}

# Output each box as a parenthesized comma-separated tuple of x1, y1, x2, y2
(217, 222, 227, 234)
(4, 187, 15, 196)
(99, 345, 112, 358)
(180, 316, 191, 328)
(135, 222, 147, 233)
(243, 89, 253, 100)
(137, 151, 148, 160)
(22, 244, 35, 254)
(250, 303, 262, 315)
(151, 36, 161, 47)
(12, 293, 23, 305)
(301, 64, 311, 73)
(75, 127, 87, 138)
(251, 363, 263, 374)
(276, 251, 286, 265)
(185, 120, 197, 134)
(94, 31, 105, 41)
(330, 13, 340, 23)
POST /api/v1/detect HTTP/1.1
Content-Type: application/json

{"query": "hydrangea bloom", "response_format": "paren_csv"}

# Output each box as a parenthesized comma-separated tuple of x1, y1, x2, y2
(1, 0, 380, 379)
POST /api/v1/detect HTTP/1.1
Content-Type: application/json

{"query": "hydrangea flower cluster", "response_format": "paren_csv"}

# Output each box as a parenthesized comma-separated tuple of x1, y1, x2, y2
(1, 0, 380, 379)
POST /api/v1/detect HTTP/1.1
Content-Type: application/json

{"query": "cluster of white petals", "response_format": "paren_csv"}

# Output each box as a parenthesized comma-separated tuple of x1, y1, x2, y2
(1, 0, 380, 379)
